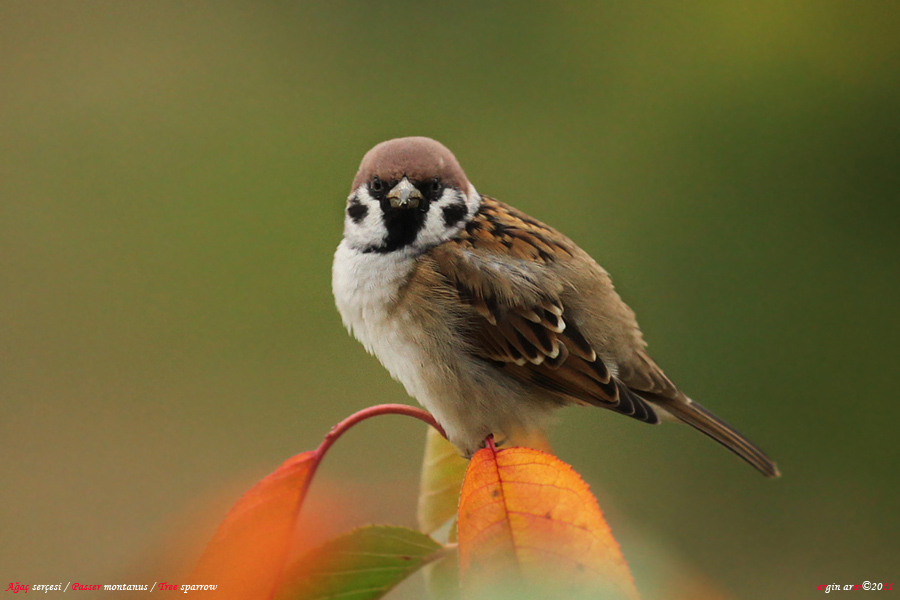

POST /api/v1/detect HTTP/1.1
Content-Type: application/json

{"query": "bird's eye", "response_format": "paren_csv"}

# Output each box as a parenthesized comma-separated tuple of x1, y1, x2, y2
(371, 177, 383, 193)
(431, 179, 442, 194)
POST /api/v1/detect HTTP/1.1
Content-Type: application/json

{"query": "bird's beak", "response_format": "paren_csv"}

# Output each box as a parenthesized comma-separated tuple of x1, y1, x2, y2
(386, 177, 423, 209)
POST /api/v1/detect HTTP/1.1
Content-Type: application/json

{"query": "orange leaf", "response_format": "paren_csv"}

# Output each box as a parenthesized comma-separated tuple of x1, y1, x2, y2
(190, 451, 317, 600)
(458, 446, 639, 599)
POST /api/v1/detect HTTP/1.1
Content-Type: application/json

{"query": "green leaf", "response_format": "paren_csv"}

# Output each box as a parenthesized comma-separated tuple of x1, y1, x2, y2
(418, 427, 468, 536)
(277, 525, 444, 600)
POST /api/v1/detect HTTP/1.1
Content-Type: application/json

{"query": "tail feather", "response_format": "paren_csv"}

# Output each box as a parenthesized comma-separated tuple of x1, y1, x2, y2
(655, 396, 780, 478)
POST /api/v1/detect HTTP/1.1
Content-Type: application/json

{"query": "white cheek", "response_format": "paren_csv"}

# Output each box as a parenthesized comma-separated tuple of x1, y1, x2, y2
(342, 189, 386, 249)
(413, 188, 480, 249)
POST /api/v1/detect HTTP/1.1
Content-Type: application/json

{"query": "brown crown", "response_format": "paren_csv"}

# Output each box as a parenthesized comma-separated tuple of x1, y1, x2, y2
(352, 136, 470, 192)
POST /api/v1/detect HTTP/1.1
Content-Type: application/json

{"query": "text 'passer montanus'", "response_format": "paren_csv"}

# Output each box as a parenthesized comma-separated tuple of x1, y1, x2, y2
(332, 136, 779, 477)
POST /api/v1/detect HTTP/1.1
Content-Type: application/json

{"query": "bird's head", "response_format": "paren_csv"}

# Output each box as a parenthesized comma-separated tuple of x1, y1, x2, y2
(343, 137, 480, 254)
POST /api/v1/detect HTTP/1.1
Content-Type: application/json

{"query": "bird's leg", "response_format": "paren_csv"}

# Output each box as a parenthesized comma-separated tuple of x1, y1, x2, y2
(483, 433, 507, 452)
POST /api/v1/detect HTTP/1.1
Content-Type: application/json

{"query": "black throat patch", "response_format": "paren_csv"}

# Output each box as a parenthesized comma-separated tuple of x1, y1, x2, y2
(362, 178, 447, 253)
(374, 198, 429, 253)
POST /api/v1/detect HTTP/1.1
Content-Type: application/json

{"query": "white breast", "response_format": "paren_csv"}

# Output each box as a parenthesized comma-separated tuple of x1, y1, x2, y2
(332, 238, 555, 455)
(331, 241, 433, 401)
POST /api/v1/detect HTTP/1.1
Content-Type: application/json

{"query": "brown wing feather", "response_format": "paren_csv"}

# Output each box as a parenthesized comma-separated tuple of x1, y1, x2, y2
(617, 350, 680, 400)
(431, 197, 659, 424)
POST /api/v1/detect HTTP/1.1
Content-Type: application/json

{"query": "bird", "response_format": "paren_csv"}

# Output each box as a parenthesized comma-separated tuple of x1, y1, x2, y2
(332, 136, 779, 477)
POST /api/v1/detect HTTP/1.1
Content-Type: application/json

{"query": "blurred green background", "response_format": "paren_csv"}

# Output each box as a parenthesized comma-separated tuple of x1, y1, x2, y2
(2, 2, 898, 598)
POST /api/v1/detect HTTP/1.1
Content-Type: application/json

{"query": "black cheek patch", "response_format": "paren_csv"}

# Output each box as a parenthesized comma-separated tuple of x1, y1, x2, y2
(442, 202, 468, 227)
(347, 200, 368, 223)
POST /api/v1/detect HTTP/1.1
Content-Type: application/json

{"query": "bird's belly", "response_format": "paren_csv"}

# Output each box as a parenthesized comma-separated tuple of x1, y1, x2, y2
(356, 310, 436, 402)
(332, 242, 553, 454)
(332, 243, 436, 401)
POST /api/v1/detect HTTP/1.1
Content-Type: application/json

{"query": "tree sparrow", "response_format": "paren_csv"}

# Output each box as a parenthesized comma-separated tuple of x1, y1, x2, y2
(332, 137, 779, 477)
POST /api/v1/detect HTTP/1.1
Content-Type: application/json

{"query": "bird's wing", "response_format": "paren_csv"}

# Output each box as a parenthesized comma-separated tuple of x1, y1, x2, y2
(428, 197, 659, 423)
(617, 350, 680, 400)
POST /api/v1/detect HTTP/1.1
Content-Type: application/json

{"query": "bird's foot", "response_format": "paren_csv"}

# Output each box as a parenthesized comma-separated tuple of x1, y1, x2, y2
(482, 433, 507, 452)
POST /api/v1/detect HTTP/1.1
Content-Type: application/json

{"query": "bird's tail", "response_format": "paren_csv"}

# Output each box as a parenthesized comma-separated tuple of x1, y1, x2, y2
(659, 396, 780, 478)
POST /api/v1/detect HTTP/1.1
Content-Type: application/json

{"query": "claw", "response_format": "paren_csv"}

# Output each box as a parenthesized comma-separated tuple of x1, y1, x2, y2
(482, 433, 507, 452)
